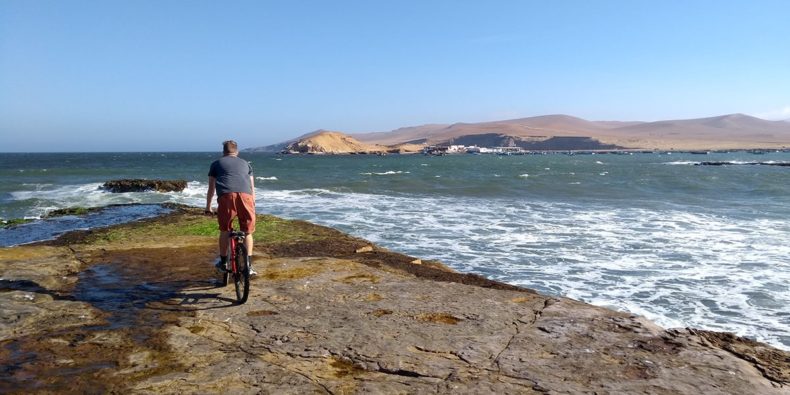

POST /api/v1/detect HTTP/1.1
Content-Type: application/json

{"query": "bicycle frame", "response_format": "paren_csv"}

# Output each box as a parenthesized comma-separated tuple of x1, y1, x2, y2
(226, 229, 247, 268)
(224, 228, 250, 304)
(228, 234, 238, 274)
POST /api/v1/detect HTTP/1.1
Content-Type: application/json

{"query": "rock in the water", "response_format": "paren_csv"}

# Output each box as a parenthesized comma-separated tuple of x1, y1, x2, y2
(102, 179, 187, 193)
(45, 207, 93, 217)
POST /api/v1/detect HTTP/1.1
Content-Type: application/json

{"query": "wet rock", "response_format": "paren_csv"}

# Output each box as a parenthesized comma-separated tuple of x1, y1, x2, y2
(102, 179, 187, 193)
(45, 207, 95, 217)
(1, 218, 34, 229)
(1, 207, 789, 394)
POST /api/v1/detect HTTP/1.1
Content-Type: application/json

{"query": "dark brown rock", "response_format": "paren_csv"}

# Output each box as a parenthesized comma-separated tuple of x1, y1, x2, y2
(101, 179, 187, 193)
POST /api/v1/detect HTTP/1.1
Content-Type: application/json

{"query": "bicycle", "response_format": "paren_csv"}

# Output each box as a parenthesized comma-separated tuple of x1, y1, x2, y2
(220, 229, 250, 304)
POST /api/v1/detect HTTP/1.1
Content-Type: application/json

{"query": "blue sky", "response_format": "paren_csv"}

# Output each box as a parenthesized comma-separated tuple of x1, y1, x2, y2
(1, 1, 789, 152)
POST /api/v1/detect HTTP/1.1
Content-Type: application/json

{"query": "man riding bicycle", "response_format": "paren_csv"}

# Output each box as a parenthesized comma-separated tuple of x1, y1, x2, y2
(205, 140, 257, 275)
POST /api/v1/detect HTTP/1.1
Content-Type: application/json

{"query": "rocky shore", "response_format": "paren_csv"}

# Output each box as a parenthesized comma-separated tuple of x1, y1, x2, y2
(1, 205, 788, 393)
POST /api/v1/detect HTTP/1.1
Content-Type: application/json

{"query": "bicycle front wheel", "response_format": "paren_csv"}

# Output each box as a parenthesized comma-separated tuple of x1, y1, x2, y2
(233, 243, 250, 304)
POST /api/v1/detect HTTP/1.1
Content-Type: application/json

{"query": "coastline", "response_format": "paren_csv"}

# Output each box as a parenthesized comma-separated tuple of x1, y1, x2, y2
(271, 148, 790, 157)
(1, 204, 788, 393)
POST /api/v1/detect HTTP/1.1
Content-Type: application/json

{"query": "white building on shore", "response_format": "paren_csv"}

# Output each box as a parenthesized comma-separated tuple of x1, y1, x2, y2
(446, 145, 466, 153)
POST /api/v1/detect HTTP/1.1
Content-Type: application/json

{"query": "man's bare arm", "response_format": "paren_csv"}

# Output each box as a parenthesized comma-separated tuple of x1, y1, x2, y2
(250, 175, 255, 201)
(206, 176, 216, 213)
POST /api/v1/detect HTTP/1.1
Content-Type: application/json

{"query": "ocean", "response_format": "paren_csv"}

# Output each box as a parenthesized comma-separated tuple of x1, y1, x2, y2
(1, 151, 789, 350)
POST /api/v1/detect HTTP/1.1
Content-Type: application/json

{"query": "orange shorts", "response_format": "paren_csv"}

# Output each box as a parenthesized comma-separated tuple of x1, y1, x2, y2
(217, 192, 256, 233)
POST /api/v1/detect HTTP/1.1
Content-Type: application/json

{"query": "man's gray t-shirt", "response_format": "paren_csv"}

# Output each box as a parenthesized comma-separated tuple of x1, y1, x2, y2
(208, 155, 253, 196)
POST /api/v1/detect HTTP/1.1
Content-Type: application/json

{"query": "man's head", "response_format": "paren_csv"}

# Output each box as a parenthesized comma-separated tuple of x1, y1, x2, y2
(222, 140, 238, 155)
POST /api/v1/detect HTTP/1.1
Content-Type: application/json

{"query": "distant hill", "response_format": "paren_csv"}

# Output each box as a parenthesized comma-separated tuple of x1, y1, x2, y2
(284, 131, 381, 154)
(351, 124, 452, 146)
(599, 114, 790, 150)
(352, 115, 637, 146)
(245, 130, 326, 153)
(353, 113, 790, 150)
(247, 113, 790, 153)
(255, 130, 424, 154)
(442, 134, 620, 151)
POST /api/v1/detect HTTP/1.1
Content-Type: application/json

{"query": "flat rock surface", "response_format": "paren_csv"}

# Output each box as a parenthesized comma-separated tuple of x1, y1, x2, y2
(1, 206, 788, 394)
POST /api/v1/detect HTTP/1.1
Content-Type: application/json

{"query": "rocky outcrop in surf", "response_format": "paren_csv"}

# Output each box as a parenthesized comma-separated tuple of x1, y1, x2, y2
(101, 179, 187, 193)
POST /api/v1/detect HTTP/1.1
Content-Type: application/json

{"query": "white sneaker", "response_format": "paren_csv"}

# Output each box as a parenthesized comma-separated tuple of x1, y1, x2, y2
(247, 258, 257, 276)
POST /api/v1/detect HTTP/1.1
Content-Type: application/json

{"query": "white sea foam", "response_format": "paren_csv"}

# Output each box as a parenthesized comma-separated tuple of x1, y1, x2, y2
(167, 181, 206, 202)
(21, 183, 53, 188)
(251, 189, 790, 350)
(6, 180, 790, 350)
(665, 161, 698, 165)
(256, 176, 278, 181)
(360, 171, 410, 175)
(8, 182, 206, 218)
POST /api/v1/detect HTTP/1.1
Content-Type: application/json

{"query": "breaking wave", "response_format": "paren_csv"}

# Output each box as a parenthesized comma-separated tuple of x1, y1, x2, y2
(4, 151, 790, 350)
(360, 171, 411, 176)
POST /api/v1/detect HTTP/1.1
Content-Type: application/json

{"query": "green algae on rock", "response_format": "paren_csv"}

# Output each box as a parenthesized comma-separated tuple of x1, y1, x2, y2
(45, 207, 93, 217)
(1, 218, 35, 228)
(102, 179, 187, 193)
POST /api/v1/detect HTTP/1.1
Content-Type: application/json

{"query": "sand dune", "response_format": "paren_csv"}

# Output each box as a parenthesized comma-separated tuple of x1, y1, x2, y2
(283, 131, 423, 154)
(285, 131, 381, 153)
(354, 113, 790, 150)
(249, 113, 790, 153)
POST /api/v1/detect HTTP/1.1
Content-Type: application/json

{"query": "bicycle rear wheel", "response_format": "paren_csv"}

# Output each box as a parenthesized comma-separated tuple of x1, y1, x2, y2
(233, 243, 250, 304)
(220, 242, 232, 287)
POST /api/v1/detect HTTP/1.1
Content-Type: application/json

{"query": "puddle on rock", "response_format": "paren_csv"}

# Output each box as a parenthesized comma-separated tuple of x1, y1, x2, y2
(74, 262, 183, 331)
(0, 244, 222, 393)
(0, 204, 172, 247)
